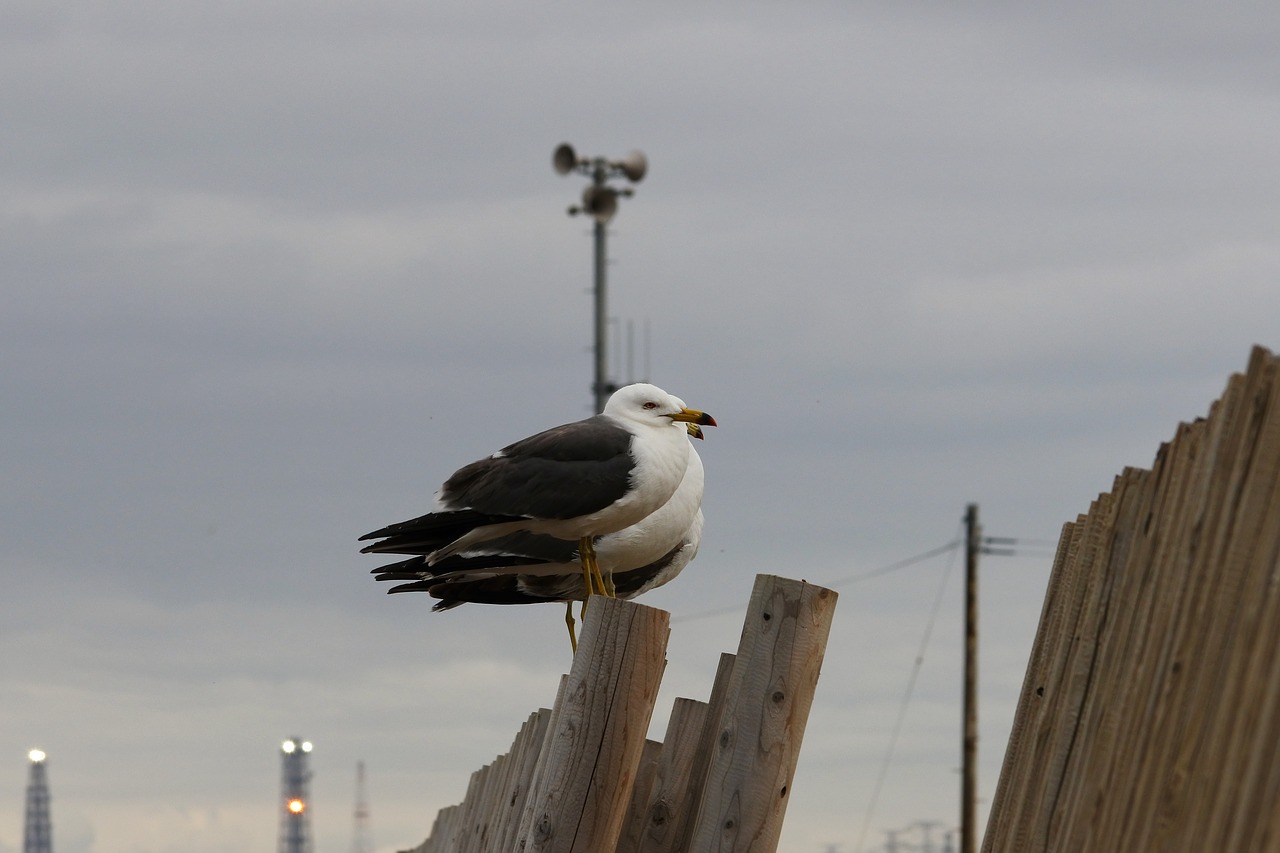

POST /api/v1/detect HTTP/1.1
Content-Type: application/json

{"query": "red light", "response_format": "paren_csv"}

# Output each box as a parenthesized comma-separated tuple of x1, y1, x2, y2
(287, 798, 306, 814)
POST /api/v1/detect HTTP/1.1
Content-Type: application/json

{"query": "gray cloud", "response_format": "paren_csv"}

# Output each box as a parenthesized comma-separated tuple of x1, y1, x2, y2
(3, 4, 1279, 852)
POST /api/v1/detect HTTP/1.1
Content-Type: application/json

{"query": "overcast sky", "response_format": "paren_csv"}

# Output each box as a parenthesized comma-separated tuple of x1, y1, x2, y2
(4, 4, 1280, 852)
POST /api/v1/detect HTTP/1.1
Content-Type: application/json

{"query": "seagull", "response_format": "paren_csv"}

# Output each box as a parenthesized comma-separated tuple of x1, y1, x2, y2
(360, 384, 715, 616)
(369, 430, 706, 648)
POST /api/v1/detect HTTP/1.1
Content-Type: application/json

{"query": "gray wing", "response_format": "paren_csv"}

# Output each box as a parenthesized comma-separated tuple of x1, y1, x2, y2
(439, 415, 634, 520)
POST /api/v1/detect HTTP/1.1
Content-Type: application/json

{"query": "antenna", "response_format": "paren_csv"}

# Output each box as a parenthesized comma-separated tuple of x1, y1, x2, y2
(351, 760, 372, 853)
(626, 319, 635, 385)
(643, 318, 651, 383)
(553, 141, 649, 413)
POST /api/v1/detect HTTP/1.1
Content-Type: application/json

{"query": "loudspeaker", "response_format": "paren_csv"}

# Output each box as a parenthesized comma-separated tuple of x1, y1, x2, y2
(581, 185, 618, 222)
(553, 143, 579, 175)
(615, 150, 647, 182)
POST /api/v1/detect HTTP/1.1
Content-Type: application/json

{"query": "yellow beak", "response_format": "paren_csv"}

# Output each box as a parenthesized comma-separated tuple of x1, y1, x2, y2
(668, 407, 717, 427)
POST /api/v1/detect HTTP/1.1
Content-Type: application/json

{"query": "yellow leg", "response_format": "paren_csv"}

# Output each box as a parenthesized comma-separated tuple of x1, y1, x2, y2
(565, 601, 578, 654)
(579, 537, 593, 601)
(580, 536, 614, 598)
(579, 536, 601, 597)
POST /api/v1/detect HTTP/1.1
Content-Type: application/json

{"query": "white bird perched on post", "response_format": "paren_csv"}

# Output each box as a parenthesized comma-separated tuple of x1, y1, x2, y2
(360, 383, 716, 644)
(370, 426, 707, 647)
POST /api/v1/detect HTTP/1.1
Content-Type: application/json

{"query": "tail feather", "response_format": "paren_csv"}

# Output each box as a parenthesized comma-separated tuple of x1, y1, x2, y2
(369, 552, 551, 582)
(358, 509, 527, 554)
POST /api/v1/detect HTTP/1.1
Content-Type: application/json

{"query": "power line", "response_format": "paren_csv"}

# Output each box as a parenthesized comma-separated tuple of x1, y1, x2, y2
(672, 539, 961, 625)
(854, 523, 964, 853)
(824, 540, 962, 588)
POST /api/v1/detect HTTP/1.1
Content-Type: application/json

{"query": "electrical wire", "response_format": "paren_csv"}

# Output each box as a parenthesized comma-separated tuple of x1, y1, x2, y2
(853, 523, 964, 853)
(671, 538, 961, 624)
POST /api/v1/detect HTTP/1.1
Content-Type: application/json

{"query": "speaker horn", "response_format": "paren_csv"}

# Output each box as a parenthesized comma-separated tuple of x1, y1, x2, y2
(614, 150, 647, 182)
(581, 185, 618, 222)
(553, 143, 579, 175)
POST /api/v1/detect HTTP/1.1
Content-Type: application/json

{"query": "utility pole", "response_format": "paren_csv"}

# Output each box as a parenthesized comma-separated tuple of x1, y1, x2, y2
(553, 142, 648, 413)
(961, 504, 980, 853)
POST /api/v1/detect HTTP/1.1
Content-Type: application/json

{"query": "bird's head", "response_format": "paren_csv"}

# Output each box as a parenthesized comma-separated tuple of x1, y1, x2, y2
(605, 384, 717, 435)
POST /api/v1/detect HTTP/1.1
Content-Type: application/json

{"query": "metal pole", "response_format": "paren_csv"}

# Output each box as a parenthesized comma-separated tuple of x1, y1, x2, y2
(593, 212, 609, 413)
(962, 504, 980, 853)
(554, 144, 644, 412)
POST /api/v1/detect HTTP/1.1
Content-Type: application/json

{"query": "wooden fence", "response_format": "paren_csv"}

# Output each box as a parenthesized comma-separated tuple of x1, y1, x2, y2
(983, 345, 1280, 852)
(403, 574, 837, 853)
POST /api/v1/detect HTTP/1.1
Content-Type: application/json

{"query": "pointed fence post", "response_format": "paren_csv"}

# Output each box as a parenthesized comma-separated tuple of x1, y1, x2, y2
(687, 575, 838, 853)
(520, 595, 670, 853)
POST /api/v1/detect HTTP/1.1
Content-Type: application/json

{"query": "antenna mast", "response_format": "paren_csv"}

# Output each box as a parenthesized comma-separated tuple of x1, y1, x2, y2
(553, 142, 648, 413)
(351, 760, 373, 853)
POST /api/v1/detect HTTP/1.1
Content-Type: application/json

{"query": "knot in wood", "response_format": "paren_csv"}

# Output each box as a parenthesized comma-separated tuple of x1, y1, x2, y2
(534, 812, 554, 844)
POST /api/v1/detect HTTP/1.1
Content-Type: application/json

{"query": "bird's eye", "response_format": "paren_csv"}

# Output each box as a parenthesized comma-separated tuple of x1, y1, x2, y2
(642, 401, 658, 410)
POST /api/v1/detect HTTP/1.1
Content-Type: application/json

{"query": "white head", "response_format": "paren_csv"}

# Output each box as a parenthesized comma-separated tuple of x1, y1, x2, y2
(603, 384, 716, 433)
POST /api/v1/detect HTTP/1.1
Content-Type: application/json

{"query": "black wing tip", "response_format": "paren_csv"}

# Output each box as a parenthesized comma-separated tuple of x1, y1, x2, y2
(387, 580, 435, 594)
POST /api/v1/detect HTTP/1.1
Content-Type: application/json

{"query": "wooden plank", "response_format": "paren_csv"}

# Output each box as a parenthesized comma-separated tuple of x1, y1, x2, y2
(687, 575, 838, 853)
(519, 596, 670, 853)
(516, 676, 570, 847)
(672, 652, 737, 853)
(486, 716, 533, 853)
(472, 753, 507, 853)
(617, 738, 664, 851)
(456, 761, 489, 853)
(635, 697, 710, 853)
(1188, 352, 1280, 851)
(494, 709, 553, 853)
(983, 346, 1280, 853)
(980, 520, 1076, 852)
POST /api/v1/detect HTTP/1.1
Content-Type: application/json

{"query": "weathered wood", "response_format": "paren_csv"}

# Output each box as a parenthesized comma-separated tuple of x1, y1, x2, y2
(618, 739, 664, 850)
(519, 595, 670, 853)
(516, 676, 570, 848)
(672, 652, 737, 853)
(408, 575, 838, 853)
(494, 709, 553, 853)
(983, 345, 1280, 853)
(450, 765, 484, 852)
(636, 697, 710, 853)
(687, 575, 838, 853)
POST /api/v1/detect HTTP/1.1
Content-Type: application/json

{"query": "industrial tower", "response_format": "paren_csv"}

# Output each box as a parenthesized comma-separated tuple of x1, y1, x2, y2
(277, 738, 314, 853)
(23, 749, 53, 853)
